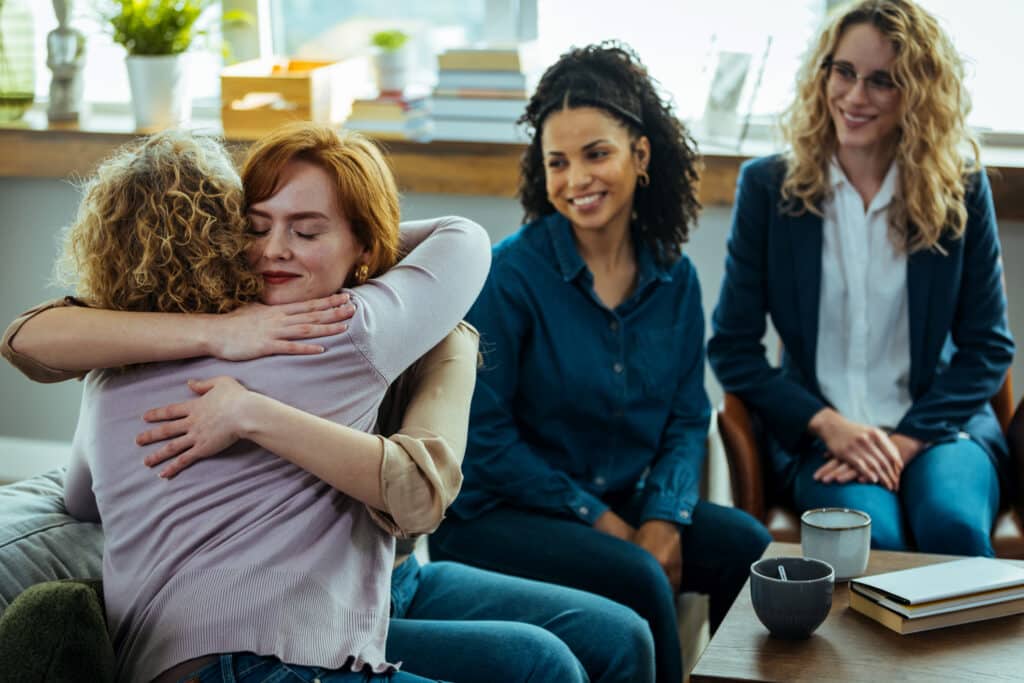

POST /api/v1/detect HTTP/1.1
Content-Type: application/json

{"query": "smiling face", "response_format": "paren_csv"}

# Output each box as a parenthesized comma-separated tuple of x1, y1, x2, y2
(541, 106, 649, 237)
(827, 22, 902, 164)
(246, 159, 367, 305)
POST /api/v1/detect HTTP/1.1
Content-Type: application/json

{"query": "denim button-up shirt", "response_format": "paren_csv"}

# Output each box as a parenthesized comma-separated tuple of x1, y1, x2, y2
(454, 212, 710, 527)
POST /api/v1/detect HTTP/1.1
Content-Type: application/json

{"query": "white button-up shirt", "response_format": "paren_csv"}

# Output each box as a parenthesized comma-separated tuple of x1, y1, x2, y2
(815, 159, 912, 429)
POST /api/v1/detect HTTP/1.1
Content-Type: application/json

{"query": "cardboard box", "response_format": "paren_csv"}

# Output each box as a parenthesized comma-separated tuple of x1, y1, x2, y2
(220, 58, 370, 139)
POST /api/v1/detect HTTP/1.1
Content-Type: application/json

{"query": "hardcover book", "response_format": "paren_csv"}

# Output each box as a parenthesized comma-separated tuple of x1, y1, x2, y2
(850, 557, 1024, 606)
(849, 589, 1024, 634)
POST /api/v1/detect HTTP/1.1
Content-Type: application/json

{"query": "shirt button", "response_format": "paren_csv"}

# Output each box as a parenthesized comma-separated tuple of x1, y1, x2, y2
(679, 510, 690, 519)
(579, 506, 590, 516)
(613, 362, 624, 374)
(609, 320, 619, 332)
(594, 476, 606, 486)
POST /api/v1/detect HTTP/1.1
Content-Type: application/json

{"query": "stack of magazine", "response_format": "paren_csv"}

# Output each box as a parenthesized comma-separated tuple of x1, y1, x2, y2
(849, 557, 1024, 634)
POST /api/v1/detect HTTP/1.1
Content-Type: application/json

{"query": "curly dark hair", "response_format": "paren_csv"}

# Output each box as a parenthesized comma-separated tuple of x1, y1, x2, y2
(518, 41, 702, 262)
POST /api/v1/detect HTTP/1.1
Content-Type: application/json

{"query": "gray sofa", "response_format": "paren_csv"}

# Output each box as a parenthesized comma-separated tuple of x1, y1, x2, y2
(0, 469, 103, 612)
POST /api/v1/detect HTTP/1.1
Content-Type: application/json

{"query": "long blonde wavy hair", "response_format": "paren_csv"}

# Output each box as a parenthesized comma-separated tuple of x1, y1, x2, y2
(780, 0, 980, 253)
(56, 130, 262, 313)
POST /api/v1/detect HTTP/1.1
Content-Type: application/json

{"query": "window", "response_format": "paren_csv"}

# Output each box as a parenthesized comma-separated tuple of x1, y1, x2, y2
(531, 0, 1024, 142)
(533, 0, 823, 148)
(23, 1, 1024, 140)
(917, 0, 1024, 138)
(266, 0, 487, 89)
(30, 3, 226, 110)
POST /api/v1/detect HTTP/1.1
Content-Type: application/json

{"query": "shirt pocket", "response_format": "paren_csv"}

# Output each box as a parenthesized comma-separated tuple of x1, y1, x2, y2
(630, 323, 687, 402)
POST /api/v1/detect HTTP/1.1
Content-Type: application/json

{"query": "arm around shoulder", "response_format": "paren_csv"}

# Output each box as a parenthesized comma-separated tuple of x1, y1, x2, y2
(354, 216, 492, 382)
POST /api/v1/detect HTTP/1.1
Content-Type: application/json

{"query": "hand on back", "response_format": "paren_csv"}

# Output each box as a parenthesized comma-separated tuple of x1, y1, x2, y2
(136, 376, 253, 478)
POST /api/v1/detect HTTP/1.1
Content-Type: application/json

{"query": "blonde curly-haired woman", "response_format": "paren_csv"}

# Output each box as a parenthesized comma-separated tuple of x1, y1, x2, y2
(708, 0, 1014, 556)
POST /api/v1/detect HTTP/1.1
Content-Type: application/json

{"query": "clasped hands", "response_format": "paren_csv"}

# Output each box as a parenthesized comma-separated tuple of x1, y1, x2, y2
(135, 293, 357, 478)
(809, 408, 924, 491)
(595, 511, 682, 591)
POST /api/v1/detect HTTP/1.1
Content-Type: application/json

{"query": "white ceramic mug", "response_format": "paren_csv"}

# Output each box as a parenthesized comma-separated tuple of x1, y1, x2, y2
(800, 508, 871, 580)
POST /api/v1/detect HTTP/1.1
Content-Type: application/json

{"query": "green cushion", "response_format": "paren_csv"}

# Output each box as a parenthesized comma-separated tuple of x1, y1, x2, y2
(0, 579, 114, 682)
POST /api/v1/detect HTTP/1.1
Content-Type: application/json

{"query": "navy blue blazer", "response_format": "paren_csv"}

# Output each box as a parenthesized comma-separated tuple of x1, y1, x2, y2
(708, 155, 1014, 486)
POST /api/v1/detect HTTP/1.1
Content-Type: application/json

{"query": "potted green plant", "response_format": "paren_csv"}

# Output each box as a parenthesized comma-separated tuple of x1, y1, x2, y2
(102, 0, 245, 130)
(370, 29, 410, 94)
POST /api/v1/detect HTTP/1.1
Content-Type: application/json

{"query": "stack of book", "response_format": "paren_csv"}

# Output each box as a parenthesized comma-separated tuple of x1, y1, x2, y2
(849, 557, 1024, 634)
(430, 46, 534, 144)
(343, 91, 431, 141)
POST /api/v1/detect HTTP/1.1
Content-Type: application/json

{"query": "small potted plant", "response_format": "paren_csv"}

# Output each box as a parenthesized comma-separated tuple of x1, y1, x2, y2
(370, 29, 410, 95)
(102, 0, 246, 130)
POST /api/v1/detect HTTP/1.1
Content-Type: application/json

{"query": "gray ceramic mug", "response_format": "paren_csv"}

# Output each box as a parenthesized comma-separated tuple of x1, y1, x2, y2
(800, 507, 871, 580)
(750, 556, 835, 639)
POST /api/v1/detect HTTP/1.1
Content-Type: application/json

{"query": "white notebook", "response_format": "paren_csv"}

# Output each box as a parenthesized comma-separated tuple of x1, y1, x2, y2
(851, 557, 1024, 605)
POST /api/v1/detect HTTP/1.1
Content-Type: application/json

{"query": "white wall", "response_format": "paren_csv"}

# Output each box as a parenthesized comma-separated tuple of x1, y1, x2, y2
(1, 178, 1022, 445)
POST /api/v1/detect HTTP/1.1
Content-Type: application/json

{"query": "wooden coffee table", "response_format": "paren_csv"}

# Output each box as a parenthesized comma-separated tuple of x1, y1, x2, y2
(690, 542, 1024, 682)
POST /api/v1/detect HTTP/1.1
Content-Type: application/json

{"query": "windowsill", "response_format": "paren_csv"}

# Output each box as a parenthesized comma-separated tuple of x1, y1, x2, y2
(2, 108, 1023, 220)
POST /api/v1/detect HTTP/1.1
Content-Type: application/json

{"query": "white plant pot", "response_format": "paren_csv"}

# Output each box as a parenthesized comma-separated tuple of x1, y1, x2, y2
(373, 48, 411, 93)
(125, 54, 191, 131)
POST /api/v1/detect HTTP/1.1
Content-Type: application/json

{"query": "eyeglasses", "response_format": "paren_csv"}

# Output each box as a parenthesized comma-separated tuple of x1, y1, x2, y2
(822, 58, 898, 97)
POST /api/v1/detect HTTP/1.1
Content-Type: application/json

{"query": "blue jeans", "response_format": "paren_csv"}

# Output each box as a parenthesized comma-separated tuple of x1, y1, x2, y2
(182, 653, 439, 683)
(429, 499, 771, 683)
(791, 437, 1001, 555)
(387, 556, 654, 683)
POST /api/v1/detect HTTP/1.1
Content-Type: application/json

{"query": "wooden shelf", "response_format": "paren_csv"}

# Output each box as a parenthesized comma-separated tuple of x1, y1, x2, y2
(2, 110, 1022, 220)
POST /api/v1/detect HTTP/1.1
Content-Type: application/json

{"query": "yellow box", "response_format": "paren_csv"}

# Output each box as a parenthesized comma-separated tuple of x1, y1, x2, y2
(220, 58, 370, 139)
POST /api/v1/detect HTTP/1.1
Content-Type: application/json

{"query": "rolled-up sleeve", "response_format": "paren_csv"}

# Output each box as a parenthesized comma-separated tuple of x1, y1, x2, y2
(367, 322, 479, 537)
(2, 297, 88, 383)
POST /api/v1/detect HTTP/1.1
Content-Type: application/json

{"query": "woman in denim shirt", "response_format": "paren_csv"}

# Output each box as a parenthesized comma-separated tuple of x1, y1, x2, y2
(429, 43, 771, 683)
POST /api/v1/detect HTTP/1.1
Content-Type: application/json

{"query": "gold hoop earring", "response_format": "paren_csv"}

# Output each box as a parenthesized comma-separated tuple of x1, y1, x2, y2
(637, 170, 650, 188)
(354, 263, 370, 284)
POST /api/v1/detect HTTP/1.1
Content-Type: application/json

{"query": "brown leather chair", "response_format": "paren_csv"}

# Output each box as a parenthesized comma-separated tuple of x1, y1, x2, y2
(717, 371, 1024, 558)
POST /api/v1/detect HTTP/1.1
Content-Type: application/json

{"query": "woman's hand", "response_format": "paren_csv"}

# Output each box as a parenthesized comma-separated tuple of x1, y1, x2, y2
(634, 520, 683, 592)
(890, 433, 925, 466)
(809, 408, 902, 490)
(209, 293, 355, 360)
(594, 510, 636, 543)
(137, 376, 252, 478)
(815, 433, 925, 490)
(812, 458, 861, 485)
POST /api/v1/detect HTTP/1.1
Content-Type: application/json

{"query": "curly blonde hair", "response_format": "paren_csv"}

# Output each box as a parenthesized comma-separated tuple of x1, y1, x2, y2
(780, 0, 980, 253)
(242, 123, 401, 283)
(56, 130, 262, 313)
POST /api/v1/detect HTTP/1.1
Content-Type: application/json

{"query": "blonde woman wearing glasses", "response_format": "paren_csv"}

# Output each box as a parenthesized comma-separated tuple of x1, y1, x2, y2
(708, 0, 1013, 555)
